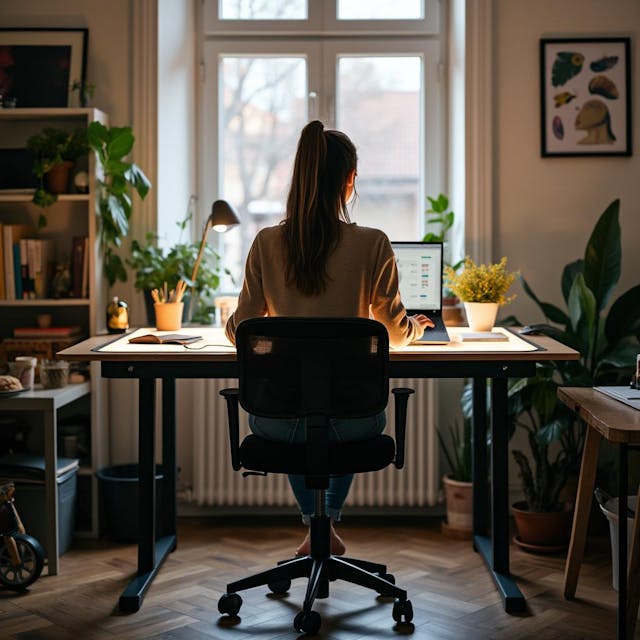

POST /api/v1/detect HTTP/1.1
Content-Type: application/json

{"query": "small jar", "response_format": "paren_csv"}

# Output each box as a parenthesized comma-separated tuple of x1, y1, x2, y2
(107, 296, 129, 333)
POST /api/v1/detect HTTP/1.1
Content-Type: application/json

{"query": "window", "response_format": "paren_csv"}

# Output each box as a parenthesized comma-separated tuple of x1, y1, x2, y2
(200, 0, 444, 291)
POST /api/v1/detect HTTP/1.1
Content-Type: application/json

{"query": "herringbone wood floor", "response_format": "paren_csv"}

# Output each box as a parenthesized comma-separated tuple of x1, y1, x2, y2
(0, 516, 634, 639)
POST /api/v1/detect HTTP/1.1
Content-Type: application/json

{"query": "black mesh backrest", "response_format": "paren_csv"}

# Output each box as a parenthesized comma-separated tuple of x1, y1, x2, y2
(235, 317, 389, 419)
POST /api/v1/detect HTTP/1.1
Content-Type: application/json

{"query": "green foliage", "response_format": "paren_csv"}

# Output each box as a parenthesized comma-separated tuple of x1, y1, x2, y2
(27, 127, 88, 225)
(505, 198, 640, 511)
(445, 256, 517, 304)
(87, 121, 151, 286)
(423, 193, 454, 244)
(437, 418, 472, 482)
(127, 213, 230, 323)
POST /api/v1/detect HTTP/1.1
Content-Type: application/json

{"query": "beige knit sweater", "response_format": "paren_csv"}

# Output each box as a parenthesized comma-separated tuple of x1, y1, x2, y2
(224, 222, 424, 348)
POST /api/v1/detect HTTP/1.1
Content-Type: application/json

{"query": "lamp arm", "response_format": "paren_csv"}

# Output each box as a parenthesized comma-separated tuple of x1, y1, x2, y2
(190, 221, 212, 285)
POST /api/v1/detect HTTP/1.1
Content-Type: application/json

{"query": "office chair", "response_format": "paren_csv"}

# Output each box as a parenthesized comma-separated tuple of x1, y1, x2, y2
(217, 317, 415, 635)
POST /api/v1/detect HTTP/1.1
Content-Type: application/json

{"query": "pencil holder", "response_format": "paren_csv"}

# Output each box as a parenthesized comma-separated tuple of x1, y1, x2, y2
(154, 302, 183, 331)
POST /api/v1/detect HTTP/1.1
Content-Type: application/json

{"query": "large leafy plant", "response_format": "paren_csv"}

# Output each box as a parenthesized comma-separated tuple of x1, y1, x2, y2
(506, 198, 640, 512)
(87, 121, 151, 286)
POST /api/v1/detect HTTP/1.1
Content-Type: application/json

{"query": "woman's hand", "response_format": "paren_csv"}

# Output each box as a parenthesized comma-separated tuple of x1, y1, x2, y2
(411, 314, 435, 330)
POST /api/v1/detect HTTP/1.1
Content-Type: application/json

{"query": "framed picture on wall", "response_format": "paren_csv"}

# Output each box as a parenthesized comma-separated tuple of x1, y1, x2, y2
(0, 28, 88, 108)
(540, 37, 631, 157)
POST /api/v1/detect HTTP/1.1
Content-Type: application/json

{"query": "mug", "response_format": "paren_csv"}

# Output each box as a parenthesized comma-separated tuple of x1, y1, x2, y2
(8, 357, 37, 389)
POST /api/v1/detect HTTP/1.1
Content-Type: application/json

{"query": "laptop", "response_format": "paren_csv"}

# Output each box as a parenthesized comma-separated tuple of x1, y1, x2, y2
(391, 241, 451, 344)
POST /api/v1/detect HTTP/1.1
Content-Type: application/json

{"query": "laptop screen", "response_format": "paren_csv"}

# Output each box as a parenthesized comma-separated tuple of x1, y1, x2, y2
(391, 242, 443, 313)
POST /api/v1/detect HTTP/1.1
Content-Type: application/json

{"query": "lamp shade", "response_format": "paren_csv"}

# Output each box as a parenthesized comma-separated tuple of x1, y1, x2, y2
(209, 199, 240, 231)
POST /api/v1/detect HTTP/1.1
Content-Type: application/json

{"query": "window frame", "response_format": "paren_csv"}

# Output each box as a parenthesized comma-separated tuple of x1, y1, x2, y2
(204, 0, 441, 36)
(199, 0, 445, 291)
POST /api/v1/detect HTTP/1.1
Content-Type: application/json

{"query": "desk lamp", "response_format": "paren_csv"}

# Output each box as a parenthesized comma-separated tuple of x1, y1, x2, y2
(188, 199, 240, 316)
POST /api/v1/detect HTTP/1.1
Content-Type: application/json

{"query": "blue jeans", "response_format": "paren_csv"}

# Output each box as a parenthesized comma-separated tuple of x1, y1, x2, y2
(249, 412, 386, 523)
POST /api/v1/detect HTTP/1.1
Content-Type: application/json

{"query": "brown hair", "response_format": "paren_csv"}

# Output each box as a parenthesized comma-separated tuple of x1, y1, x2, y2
(282, 120, 357, 296)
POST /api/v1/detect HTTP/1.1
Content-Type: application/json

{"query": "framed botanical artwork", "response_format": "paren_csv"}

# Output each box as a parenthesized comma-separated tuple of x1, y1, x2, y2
(540, 37, 631, 157)
(0, 28, 88, 108)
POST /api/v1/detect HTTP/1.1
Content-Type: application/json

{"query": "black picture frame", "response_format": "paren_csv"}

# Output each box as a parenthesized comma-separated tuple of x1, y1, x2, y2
(0, 28, 88, 108)
(540, 37, 631, 157)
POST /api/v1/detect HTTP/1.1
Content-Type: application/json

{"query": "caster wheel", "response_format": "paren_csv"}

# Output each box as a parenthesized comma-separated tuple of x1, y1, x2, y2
(392, 598, 413, 623)
(218, 592, 242, 616)
(268, 579, 291, 594)
(293, 610, 321, 635)
(378, 572, 395, 584)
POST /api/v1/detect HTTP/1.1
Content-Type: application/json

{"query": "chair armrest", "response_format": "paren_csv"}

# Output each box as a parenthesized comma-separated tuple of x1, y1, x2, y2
(391, 387, 414, 469)
(220, 388, 241, 470)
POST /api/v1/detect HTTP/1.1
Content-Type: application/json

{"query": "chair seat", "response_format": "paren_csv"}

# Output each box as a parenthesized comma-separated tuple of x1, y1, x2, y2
(239, 434, 396, 475)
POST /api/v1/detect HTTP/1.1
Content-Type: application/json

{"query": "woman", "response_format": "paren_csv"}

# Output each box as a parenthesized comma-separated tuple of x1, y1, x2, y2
(225, 120, 432, 555)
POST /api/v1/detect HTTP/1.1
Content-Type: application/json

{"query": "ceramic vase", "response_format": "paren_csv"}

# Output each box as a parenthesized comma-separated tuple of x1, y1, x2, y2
(463, 301, 499, 331)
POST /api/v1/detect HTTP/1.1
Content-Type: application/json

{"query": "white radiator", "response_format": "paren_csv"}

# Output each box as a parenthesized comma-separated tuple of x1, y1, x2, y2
(191, 378, 439, 508)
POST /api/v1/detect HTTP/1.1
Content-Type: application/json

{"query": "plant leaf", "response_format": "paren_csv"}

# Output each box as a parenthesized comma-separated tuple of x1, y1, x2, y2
(568, 273, 596, 336)
(561, 259, 584, 305)
(604, 284, 640, 343)
(519, 275, 569, 324)
(583, 198, 621, 312)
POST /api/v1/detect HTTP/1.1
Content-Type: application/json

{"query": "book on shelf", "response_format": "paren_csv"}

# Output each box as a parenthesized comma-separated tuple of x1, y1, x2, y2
(0, 223, 4, 299)
(1, 223, 34, 300)
(13, 326, 83, 339)
(129, 333, 203, 345)
(71, 235, 87, 298)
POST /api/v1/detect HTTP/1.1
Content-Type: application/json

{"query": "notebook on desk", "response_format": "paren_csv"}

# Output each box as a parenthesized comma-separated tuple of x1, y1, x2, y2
(391, 241, 450, 344)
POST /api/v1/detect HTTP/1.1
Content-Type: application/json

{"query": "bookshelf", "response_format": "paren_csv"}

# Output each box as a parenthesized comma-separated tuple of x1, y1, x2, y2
(0, 108, 109, 543)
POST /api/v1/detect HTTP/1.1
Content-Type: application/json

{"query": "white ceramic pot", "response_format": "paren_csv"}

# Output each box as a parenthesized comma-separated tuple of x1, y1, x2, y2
(463, 301, 499, 331)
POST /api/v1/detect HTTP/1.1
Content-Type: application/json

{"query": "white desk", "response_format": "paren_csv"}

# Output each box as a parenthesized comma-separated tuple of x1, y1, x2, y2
(59, 327, 578, 612)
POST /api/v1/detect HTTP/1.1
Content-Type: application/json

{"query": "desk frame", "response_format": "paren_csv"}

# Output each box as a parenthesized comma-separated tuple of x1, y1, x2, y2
(100, 357, 536, 613)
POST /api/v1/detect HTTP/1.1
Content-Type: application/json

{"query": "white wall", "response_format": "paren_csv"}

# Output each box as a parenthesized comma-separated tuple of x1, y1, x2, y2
(496, 0, 639, 324)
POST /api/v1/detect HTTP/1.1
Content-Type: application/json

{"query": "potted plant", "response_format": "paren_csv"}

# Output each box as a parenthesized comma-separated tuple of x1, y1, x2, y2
(444, 256, 517, 331)
(423, 193, 465, 325)
(27, 127, 88, 225)
(128, 211, 229, 324)
(437, 418, 473, 537)
(87, 121, 151, 286)
(504, 198, 640, 551)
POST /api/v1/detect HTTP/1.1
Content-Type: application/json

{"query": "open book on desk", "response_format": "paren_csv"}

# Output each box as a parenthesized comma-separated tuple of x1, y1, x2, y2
(128, 333, 203, 345)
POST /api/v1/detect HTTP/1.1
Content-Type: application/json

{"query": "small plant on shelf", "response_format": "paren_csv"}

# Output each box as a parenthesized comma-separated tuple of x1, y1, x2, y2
(27, 127, 88, 225)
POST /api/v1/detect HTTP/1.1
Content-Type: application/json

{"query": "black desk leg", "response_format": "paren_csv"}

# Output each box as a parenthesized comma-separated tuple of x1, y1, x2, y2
(161, 377, 177, 540)
(473, 376, 526, 613)
(618, 443, 628, 640)
(472, 377, 488, 537)
(119, 378, 177, 613)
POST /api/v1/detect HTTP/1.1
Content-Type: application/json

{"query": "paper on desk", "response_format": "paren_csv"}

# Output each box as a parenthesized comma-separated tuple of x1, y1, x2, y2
(594, 386, 640, 411)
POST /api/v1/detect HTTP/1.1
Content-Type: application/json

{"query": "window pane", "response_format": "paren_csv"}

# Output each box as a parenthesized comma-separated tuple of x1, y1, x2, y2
(338, 0, 423, 20)
(219, 56, 307, 287)
(220, 0, 307, 20)
(337, 56, 422, 240)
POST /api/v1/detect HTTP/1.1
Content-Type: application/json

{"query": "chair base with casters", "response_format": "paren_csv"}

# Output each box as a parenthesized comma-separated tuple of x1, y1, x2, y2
(217, 317, 416, 635)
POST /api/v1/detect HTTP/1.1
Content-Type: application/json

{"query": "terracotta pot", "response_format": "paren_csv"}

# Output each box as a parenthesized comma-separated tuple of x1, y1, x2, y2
(463, 301, 499, 331)
(443, 475, 473, 533)
(45, 160, 74, 194)
(512, 501, 572, 547)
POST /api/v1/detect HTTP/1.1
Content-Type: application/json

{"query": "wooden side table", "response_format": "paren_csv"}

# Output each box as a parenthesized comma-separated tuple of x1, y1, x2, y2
(558, 387, 640, 640)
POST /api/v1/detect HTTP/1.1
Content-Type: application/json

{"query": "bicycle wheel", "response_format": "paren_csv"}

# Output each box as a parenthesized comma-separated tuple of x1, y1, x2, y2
(0, 533, 45, 590)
